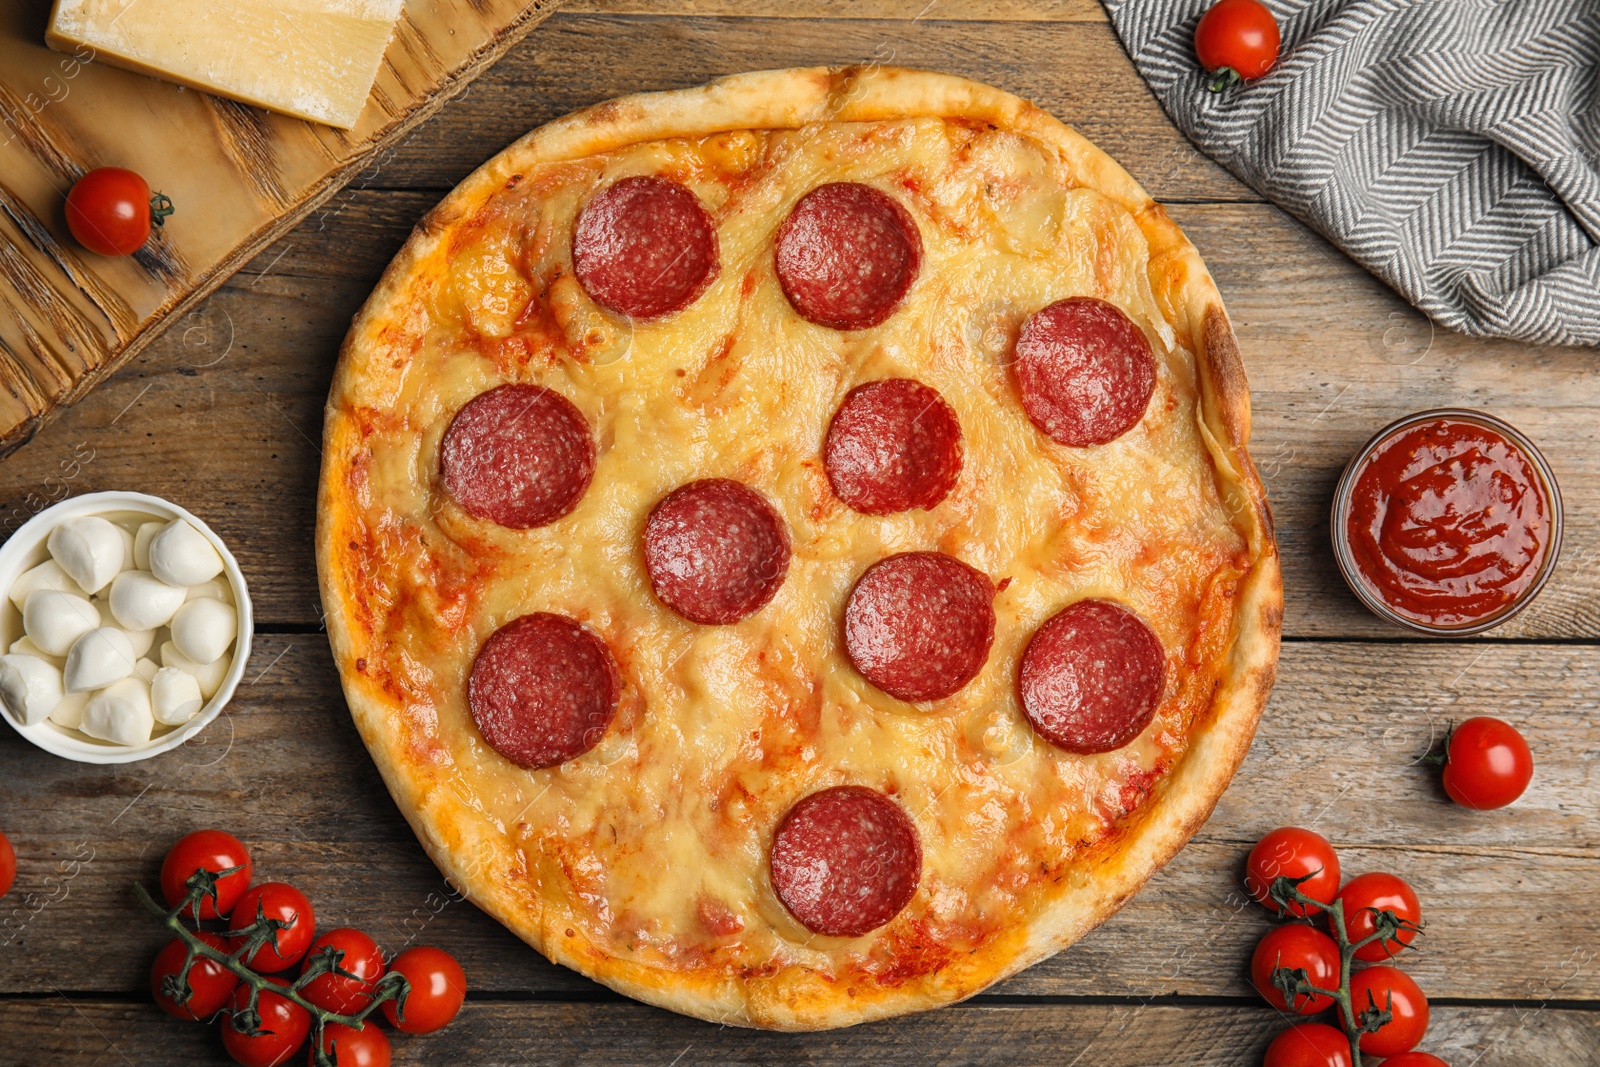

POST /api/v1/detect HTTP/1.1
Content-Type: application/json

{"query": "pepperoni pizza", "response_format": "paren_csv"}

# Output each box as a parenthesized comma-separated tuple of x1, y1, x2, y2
(317, 66, 1282, 1030)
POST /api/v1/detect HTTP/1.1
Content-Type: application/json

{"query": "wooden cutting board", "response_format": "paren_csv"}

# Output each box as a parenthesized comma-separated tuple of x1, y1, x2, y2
(0, 0, 562, 456)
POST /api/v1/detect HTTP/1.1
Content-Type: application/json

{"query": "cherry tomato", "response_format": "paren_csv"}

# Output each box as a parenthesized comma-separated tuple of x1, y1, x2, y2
(1346, 965, 1429, 1057)
(1442, 717, 1533, 810)
(1250, 923, 1340, 1013)
(380, 946, 466, 1034)
(1338, 871, 1422, 962)
(229, 882, 316, 972)
(0, 831, 15, 899)
(161, 829, 253, 920)
(1262, 1022, 1353, 1067)
(299, 928, 384, 1015)
(222, 977, 310, 1067)
(1246, 827, 1341, 917)
(151, 931, 240, 1021)
(1194, 0, 1281, 87)
(65, 168, 170, 256)
(1378, 1055, 1450, 1067)
(312, 1021, 391, 1067)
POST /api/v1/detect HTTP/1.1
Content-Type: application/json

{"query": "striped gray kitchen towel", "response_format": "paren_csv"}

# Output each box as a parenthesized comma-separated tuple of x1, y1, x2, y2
(1104, 0, 1600, 347)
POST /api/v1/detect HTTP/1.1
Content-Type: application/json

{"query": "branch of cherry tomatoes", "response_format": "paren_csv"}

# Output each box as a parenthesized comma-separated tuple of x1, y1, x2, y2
(1246, 718, 1534, 1067)
(141, 829, 465, 1067)
(1246, 827, 1429, 1067)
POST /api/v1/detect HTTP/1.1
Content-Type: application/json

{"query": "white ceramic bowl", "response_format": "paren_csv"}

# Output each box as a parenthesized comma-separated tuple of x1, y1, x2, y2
(0, 491, 253, 763)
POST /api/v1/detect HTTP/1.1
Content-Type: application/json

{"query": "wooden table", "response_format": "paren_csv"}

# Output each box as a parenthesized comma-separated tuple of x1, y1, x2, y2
(2, 4, 1597, 1064)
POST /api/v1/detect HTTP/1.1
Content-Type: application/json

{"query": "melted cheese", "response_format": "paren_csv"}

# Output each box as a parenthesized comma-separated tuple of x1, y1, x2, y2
(339, 119, 1249, 979)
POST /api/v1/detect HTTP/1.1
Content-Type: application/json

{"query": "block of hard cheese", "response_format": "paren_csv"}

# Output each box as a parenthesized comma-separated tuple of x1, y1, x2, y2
(46, 0, 405, 129)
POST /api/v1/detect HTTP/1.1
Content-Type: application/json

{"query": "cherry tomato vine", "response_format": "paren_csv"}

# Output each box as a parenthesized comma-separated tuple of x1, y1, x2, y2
(1253, 848, 1429, 1066)
(136, 833, 462, 1067)
(136, 869, 410, 1066)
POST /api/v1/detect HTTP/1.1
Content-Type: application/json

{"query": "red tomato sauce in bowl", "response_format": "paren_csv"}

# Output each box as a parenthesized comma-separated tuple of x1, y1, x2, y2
(1333, 411, 1561, 634)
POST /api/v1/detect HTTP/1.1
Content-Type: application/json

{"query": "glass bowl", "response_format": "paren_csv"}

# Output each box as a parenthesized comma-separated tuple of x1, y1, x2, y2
(1330, 408, 1563, 637)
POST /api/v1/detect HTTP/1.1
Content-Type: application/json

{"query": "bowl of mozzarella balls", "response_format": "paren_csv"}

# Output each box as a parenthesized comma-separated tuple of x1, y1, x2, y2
(0, 491, 252, 763)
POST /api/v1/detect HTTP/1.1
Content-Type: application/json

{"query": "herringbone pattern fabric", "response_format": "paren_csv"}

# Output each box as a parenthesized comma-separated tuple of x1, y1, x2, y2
(1105, 0, 1600, 347)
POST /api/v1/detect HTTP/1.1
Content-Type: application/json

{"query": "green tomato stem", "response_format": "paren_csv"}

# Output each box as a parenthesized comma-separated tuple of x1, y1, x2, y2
(134, 879, 409, 1067)
(149, 193, 175, 226)
(1270, 879, 1384, 1067)
(1207, 66, 1242, 93)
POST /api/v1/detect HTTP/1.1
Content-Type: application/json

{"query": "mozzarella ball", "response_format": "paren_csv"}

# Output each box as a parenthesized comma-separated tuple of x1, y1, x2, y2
(8, 560, 87, 611)
(151, 666, 204, 725)
(64, 626, 137, 692)
(133, 521, 163, 570)
(134, 657, 160, 682)
(115, 524, 136, 571)
(47, 516, 127, 594)
(185, 579, 234, 604)
(49, 690, 89, 730)
(109, 570, 187, 631)
(23, 590, 100, 657)
(0, 654, 64, 726)
(89, 599, 153, 656)
(170, 598, 237, 665)
(9, 635, 63, 666)
(147, 520, 224, 588)
(160, 641, 229, 699)
(125, 625, 155, 659)
(81, 677, 154, 746)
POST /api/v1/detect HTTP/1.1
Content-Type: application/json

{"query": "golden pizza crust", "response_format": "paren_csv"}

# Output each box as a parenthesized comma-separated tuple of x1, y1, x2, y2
(317, 66, 1281, 1030)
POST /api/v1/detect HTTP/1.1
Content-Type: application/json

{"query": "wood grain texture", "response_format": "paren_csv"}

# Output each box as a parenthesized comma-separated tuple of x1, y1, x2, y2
(2, 639, 1595, 1002)
(0, 1000, 1594, 1067)
(0, 197, 1593, 640)
(0, 0, 563, 455)
(380, 13, 1253, 201)
(1, 7, 1596, 1062)
(567, 0, 1111, 20)
(1166, 203, 1600, 642)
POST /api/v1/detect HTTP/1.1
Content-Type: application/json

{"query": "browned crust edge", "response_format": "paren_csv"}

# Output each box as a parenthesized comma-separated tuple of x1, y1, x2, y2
(315, 65, 1284, 1031)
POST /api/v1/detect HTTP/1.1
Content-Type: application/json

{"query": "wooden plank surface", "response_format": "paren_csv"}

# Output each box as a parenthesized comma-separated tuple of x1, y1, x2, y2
(3, 640, 1595, 1004)
(0, 5, 1595, 1066)
(2, 1001, 1596, 1067)
(0, 0, 561, 453)
(0, 194, 1592, 640)
(568, 0, 1112, 19)
(3, 15, 1592, 640)
(388, 14, 1251, 200)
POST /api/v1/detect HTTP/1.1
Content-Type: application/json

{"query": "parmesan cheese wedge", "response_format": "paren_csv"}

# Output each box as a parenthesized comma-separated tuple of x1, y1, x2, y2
(46, 0, 404, 129)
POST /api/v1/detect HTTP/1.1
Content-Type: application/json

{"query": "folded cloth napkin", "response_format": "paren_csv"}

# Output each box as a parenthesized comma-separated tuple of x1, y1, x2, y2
(1104, 0, 1600, 347)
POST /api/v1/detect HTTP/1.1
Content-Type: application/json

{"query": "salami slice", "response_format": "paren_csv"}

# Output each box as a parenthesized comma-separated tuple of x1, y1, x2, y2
(825, 378, 962, 515)
(1018, 600, 1166, 754)
(468, 612, 621, 770)
(774, 183, 922, 331)
(1013, 297, 1157, 448)
(572, 176, 719, 320)
(644, 479, 792, 625)
(770, 786, 921, 938)
(843, 552, 995, 702)
(440, 384, 596, 529)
